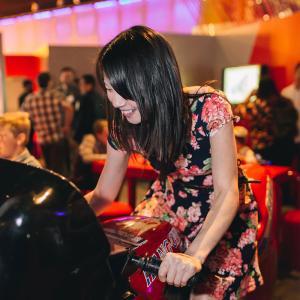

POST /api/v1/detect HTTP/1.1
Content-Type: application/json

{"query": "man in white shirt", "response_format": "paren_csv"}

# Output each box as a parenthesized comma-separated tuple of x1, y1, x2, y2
(282, 63, 300, 170)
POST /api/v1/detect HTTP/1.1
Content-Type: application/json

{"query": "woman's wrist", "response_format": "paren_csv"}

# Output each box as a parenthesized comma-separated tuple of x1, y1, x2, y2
(184, 250, 206, 265)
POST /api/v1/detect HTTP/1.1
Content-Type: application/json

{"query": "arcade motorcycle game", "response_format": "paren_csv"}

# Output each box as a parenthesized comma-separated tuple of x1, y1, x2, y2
(0, 159, 275, 300)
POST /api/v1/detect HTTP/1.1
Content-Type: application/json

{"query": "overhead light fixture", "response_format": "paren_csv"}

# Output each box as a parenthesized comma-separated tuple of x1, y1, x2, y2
(56, 0, 64, 7)
(73, 0, 81, 4)
(31, 2, 39, 12)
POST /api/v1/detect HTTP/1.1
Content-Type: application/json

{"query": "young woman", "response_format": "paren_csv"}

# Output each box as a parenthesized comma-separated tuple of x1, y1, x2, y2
(85, 26, 263, 300)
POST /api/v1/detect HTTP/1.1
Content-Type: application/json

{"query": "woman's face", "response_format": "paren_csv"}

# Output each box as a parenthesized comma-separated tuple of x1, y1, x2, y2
(104, 74, 141, 124)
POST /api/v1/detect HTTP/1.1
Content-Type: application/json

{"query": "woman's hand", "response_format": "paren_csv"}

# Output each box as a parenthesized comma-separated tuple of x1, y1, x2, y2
(158, 252, 202, 287)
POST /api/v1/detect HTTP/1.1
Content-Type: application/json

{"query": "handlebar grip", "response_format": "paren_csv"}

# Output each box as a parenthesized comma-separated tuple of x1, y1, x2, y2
(129, 255, 206, 288)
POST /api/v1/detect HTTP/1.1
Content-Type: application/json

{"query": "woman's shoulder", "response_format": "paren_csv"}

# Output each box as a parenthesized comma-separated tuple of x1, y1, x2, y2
(185, 86, 234, 137)
(184, 85, 228, 112)
(183, 85, 216, 96)
(184, 85, 227, 102)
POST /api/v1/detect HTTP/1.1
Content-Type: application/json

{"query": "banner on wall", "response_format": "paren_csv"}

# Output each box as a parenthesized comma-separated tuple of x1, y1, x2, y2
(0, 34, 6, 114)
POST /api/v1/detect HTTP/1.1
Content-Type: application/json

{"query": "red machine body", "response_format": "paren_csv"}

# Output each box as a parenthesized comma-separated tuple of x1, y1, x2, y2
(102, 216, 184, 300)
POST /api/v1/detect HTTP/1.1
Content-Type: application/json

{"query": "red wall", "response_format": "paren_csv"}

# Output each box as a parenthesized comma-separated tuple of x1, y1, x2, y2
(250, 11, 300, 90)
(5, 56, 41, 89)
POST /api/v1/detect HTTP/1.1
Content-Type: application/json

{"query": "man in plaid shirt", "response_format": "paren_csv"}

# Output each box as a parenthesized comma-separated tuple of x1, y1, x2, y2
(22, 72, 73, 177)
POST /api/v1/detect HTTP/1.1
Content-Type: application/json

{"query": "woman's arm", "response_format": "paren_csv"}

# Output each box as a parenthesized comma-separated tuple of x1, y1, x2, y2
(185, 121, 239, 261)
(85, 142, 129, 215)
(159, 121, 239, 287)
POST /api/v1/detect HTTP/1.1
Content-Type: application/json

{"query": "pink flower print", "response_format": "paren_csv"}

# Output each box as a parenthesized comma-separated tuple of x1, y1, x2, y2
(249, 200, 257, 210)
(198, 126, 206, 136)
(182, 176, 195, 182)
(201, 94, 232, 136)
(166, 193, 175, 207)
(178, 191, 188, 198)
(191, 135, 200, 150)
(198, 95, 205, 102)
(187, 221, 204, 240)
(190, 189, 199, 197)
(191, 113, 198, 131)
(203, 175, 213, 186)
(212, 277, 235, 299)
(238, 228, 256, 249)
(176, 206, 186, 218)
(177, 217, 188, 232)
(152, 180, 162, 191)
(187, 202, 201, 223)
(219, 248, 243, 276)
(171, 216, 188, 233)
(189, 165, 204, 176)
(207, 192, 215, 206)
(175, 154, 189, 169)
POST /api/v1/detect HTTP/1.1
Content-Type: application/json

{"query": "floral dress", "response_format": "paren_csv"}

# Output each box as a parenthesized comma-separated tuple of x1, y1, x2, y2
(133, 92, 263, 300)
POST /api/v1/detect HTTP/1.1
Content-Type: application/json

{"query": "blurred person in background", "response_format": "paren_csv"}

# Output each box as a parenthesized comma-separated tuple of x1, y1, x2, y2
(79, 119, 108, 163)
(234, 126, 258, 164)
(18, 79, 33, 107)
(56, 66, 80, 107)
(281, 62, 300, 170)
(238, 77, 298, 166)
(0, 111, 41, 167)
(56, 67, 81, 175)
(18, 79, 35, 153)
(22, 72, 73, 176)
(73, 119, 108, 190)
(73, 74, 107, 144)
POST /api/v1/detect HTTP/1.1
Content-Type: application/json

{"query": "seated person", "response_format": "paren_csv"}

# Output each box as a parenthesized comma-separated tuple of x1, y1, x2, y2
(79, 119, 108, 163)
(234, 126, 258, 164)
(74, 119, 108, 190)
(0, 112, 41, 167)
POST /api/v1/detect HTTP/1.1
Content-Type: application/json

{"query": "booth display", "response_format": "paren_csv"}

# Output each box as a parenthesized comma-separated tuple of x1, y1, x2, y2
(222, 64, 262, 104)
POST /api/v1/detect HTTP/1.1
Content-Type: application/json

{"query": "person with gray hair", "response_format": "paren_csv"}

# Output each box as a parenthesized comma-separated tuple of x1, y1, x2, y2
(0, 111, 41, 167)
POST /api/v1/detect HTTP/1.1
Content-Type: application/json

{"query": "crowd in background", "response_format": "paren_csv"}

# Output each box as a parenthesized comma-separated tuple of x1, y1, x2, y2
(233, 63, 300, 171)
(0, 66, 108, 189)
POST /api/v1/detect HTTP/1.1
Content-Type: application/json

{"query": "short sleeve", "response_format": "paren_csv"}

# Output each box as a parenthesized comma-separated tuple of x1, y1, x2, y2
(200, 93, 234, 137)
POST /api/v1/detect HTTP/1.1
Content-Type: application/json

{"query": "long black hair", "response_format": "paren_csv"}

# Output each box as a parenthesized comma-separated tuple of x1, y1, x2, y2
(96, 25, 192, 178)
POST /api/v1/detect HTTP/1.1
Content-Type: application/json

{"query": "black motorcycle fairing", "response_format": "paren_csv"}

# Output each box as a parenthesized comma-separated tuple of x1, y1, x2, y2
(0, 158, 113, 300)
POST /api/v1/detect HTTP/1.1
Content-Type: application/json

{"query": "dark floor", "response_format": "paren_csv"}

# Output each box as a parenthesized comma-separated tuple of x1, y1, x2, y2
(273, 270, 300, 300)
